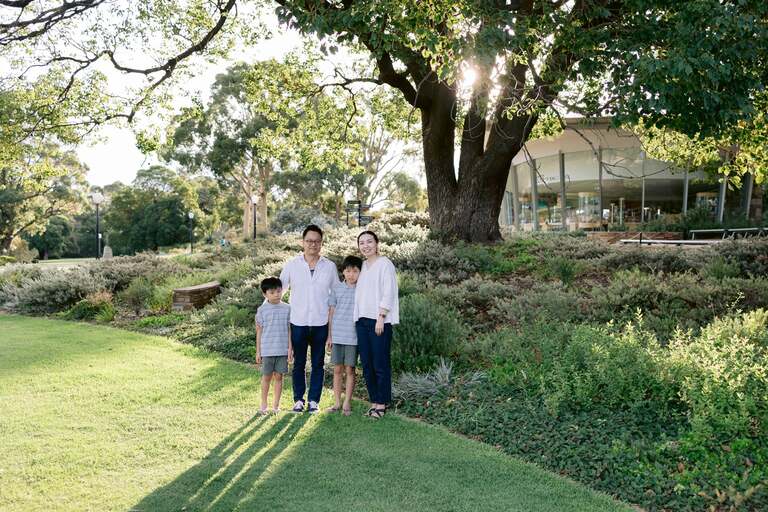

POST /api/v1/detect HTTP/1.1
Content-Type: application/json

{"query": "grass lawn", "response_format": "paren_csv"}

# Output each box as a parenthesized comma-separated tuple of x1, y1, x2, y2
(0, 315, 631, 512)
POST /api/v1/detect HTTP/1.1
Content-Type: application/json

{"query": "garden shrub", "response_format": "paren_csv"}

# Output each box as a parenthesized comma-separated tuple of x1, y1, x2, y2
(392, 293, 467, 373)
(701, 256, 741, 280)
(397, 271, 430, 297)
(61, 291, 116, 322)
(118, 277, 155, 315)
(667, 309, 768, 443)
(6, 267, 107, 314)
(486, 282, 583, 327)
(598, 246, 697, 274)
(539, 322, 676, 413)
(527, 233, 609, 261)
(429, 277, 520, 330)
(132, 312, 186, 329)
(712, 239, 768, 277)
(0, 255, 16, 266)
(91, 254, 186, 292)
(388, 240, 479, 283)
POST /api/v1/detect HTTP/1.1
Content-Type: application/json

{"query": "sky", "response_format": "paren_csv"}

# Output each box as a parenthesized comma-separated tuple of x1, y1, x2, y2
(78, 16, 306, 187)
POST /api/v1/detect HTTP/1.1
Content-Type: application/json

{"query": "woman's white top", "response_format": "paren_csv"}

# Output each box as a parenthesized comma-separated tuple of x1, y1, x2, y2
(354, 255, 399, 324)
(279, 254, 339, 326)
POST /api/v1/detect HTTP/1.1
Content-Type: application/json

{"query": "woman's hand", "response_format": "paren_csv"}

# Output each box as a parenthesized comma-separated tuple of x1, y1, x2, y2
(375, 317, 384, 336)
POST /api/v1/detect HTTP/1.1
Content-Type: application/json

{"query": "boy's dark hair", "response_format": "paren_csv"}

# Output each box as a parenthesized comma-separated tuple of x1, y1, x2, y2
(302, 224, 323, 239)
(341, 255, 363, 271)
(260, 277, 283, 293)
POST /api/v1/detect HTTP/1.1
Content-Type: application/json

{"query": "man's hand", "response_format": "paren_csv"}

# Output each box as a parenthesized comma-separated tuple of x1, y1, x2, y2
(287, 349, 294, 364)
(256, 354, 262, 364)
(326, 338, 332, 352)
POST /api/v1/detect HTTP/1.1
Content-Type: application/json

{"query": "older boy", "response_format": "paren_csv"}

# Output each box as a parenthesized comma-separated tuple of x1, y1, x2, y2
(255, 277, 293, 414)
(325, 256, 362, 416)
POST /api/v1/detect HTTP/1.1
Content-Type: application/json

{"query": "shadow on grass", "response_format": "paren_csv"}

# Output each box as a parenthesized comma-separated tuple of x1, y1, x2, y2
(129, 413, 311, 512)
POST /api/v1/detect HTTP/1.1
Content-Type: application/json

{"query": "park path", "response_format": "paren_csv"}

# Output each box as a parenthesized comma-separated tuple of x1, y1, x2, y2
(0, 315, 631, 512)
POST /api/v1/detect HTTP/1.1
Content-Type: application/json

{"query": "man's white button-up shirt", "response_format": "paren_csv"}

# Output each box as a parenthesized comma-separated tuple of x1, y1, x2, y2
(279, 254, 339, 327)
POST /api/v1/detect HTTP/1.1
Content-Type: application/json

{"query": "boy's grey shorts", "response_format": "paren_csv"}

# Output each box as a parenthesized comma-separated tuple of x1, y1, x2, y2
(331, 343, 358, 367)
(261, 355, 288, 375)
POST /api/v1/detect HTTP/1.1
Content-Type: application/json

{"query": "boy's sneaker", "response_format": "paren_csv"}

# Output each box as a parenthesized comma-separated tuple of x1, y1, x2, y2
(291, 400, 305, 413)
(308, 401, 320, 414)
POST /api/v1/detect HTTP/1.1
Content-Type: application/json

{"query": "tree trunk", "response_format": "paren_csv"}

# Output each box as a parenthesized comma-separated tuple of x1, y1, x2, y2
(420, 96, 529, 242)
(256, 162, 270, 234)
(0, 235, 12, 253)
(334, 193, 342, 222)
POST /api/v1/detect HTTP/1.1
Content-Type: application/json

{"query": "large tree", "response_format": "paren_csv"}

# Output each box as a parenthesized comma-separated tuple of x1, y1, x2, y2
(4, 1, 768, 240)
(0, 141, 87, 252)
(272, 0, 768, 240)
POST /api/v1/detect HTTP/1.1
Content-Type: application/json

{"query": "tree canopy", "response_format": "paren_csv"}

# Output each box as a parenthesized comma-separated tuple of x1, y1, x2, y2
(4, 1, 768, 240)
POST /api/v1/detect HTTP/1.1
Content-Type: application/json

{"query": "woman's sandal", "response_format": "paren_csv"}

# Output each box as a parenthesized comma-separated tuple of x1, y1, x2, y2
(326, 405, 341, 413)
(342, 406, 352, 416)
(368, 408, 386, 420)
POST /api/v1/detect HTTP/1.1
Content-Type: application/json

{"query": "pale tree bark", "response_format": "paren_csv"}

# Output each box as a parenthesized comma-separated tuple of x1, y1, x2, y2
(256, 160, 271, 234)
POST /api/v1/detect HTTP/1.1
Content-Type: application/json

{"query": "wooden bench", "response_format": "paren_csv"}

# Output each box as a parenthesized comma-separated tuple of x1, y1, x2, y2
(172, 281, 221, 311)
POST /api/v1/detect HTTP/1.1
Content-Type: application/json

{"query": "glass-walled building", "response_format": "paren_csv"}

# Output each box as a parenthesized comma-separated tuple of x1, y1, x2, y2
(499, 118, 730, 231)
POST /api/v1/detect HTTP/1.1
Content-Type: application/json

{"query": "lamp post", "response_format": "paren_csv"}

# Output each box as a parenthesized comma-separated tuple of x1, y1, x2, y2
(251, 194, 258, 240)
(187, 212, 195, 254)
(90, 192, 104, 259)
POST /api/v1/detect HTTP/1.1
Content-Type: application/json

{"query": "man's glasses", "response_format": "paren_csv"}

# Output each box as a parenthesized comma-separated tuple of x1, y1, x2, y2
(303, 239, 322, 245)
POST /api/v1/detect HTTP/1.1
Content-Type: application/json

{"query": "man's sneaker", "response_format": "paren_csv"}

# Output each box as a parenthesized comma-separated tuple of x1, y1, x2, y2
(291, 400, 305, 413)
(308, 401, 320, 414)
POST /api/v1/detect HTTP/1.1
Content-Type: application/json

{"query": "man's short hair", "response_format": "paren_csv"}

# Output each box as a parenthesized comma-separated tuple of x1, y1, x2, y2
(341, 255, 363, 271)
(302, 224, 323, 240)
(260, 277, 283, 293)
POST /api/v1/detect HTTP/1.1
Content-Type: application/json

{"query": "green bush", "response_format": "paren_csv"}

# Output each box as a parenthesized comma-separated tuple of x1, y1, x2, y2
(132, 312, 186, 329)
(701, 256, 741, 280)
(392, 293, 467, 373)
(712, 239, 768, 277)
(118, 277, 155, 315)
(429, 277, 520, 331)
(91, 254, 186, 292)
(388, 240, 479, 283)
(0, 255, 16, 266)
(487, 282, 582, 327)
(61, 291, 116, 322)
(668, 309, 768, 443)
(598, 246, 696, 274)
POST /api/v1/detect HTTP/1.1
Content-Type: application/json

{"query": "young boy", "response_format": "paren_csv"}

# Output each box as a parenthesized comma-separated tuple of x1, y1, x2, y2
(325, 256, 363, 416)
(255, 277, 293, 414)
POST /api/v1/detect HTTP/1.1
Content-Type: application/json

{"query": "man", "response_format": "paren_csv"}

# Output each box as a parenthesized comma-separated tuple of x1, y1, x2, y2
(279, 225, 339, 413)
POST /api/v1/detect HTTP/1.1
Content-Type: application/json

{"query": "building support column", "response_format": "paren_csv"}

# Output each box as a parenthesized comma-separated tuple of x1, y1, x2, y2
(717, 175, 727, 223)
(682, 167, 690, 215)
(529, 159, 539, 232)
(742, 172, 754, 220)
(559, 151, 567, 230)
(510, 166, 521, 230)
(597, 147, 604, 226)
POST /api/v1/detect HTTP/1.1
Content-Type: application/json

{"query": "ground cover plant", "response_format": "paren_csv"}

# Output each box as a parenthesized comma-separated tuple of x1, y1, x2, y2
(2, 215, 767, 511)
(0, 315, 629, 512)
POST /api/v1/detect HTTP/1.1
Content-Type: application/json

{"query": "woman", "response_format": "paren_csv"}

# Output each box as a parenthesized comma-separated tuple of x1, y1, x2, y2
(354, 230, 399, 419)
